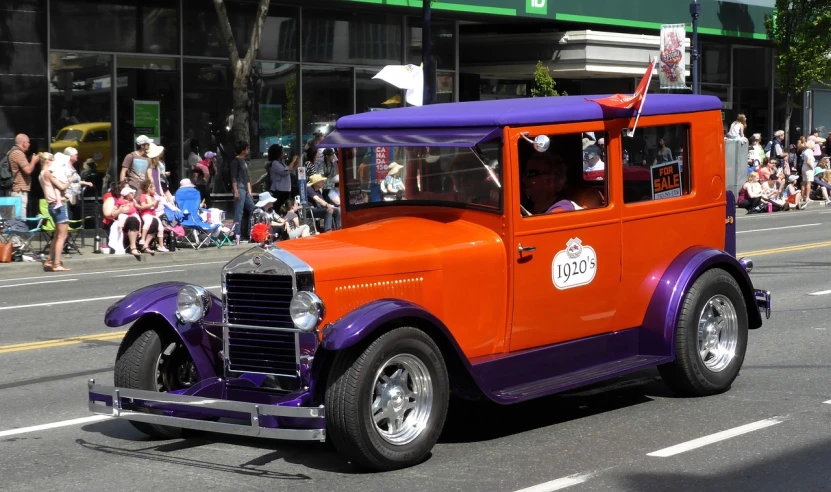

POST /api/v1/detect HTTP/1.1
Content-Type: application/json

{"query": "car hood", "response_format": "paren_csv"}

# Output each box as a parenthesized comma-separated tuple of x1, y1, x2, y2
(276, 216, 501, 282)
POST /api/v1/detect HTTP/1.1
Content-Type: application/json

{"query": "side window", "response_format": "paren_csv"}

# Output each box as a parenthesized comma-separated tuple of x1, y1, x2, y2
(518, 131, 608, 216)
(622, 124, 691, 203)
(84, 131, 108, 143)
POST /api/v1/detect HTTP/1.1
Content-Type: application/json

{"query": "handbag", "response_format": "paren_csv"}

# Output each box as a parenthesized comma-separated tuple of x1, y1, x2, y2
(0, 242, 12, 263)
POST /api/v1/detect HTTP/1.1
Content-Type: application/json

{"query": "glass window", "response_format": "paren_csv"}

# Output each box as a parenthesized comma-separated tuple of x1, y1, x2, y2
(182, 1, 298, 61)
(301, 66, 352, 151)
(437, 71, 455, 103)
(253, 63, 299, 158)
(732, 46, 767, 89)
(342, 143, 502, 212)
(49, 52, 113, 172)
(302, 11, 402, 65)
(51, 0, 178, 54)
(407, 18, 455, 71)
(356, 68, 402, 114)
(518, 131, 608, 216)
(621, 124, 691, 204)
(701, 42, 730, 85)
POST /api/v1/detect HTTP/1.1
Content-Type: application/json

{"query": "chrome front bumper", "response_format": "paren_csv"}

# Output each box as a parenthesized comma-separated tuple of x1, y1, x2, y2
(87, 379, 326, 441)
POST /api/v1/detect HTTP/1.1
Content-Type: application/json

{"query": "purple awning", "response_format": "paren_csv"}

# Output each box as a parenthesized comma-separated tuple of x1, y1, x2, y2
(320, 126, 502, 148)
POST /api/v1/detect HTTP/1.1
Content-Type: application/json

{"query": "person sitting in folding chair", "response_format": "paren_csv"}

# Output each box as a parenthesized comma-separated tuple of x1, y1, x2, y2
(174, 178, 220, 249)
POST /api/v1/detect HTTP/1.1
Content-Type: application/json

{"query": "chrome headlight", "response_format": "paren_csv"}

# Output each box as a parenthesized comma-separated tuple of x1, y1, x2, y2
(289, 291, 324, 332)
(176, 285, 210, 324)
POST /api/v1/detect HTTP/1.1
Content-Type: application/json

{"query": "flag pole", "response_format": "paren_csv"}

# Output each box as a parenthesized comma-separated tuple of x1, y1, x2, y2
(627, 56, 657, 136)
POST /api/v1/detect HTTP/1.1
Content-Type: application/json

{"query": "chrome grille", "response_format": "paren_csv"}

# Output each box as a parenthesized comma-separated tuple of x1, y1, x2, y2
(225, 273, 297, 377)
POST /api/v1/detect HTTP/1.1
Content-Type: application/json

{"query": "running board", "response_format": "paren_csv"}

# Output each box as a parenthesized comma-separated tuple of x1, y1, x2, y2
(494, 355, 667, 400)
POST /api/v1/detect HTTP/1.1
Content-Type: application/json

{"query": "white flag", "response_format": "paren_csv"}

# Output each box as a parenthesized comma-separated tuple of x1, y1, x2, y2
(373, 64, 424, 106)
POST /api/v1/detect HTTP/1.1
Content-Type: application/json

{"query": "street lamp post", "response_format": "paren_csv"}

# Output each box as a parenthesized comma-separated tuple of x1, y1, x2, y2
(690, 0, 701, 95)
(422, 0, 436, 105)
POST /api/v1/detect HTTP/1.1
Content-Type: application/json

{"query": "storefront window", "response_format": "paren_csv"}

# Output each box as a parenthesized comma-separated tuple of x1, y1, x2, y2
(253, 63, 299, 158)
(301, 66, 352, 151)
(700, 42, 730, 85)
(302, 11, 402, 65)
(356, 68, 402, 113)
(182, 1, 298, 61)
(51, 0, 178, 54)
(115, 56, 180, 186)
(437, 71, 455, 103)
(407, 18, 455, 71)
(49, 52, 113, 174)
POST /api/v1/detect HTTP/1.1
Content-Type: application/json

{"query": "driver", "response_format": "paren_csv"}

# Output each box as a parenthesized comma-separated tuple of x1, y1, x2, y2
(522, 153, 579, 214)
(583, 144, 605, 174)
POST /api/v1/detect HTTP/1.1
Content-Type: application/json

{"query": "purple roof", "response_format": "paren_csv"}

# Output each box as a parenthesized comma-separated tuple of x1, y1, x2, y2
(334, 94, 722, 130)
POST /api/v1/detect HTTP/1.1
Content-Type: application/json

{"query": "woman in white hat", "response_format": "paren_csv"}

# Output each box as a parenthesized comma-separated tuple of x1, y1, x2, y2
(380, 162, 404, 200)
(801, 139, 817, 205)
(306, 173, 340, 231)
(146, 143, 165, 198)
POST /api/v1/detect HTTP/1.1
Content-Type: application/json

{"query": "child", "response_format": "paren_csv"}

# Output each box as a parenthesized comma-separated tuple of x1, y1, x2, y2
(281, 198, 311, 239)
(138, 181, 168, 252)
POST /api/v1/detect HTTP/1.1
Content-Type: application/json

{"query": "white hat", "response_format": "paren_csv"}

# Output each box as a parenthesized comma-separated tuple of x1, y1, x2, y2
(120, 186, 136, 196)
(179, 178, 195, 188)
(136, 135, 154, 145)
(387, 162, 403, 175)
(147, 143, 165, 159)
(788, 174, 798, 182)
(255, 192, 278, 208)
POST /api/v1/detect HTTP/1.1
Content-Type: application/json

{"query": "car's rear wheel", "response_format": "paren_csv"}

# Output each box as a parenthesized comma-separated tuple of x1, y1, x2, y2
(325, 327, 449, 471)
(658, 268, 749, 396)
(114, 326, 199, 439)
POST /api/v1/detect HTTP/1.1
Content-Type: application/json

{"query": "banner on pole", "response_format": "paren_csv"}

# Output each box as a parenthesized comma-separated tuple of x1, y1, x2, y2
(659, 24, 686, 90)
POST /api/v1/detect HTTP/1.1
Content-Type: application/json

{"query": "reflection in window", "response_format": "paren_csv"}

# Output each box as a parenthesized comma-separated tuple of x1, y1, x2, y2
(356, 69, 402, 113)
(301, 66, 352, 149)
(182, 1, 298, 61)
(51, 0, 178, 54)
(302, 11, 402, 65)
(518, 132, 608, 216)
(622, 124, 691, 203)
(342, 144, 502, 212)
(407, 18, 456, 71)
(49, 52, 113, 171)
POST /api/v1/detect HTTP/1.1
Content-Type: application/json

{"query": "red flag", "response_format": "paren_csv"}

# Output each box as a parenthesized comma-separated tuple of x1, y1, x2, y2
(585, 57, 656, 109)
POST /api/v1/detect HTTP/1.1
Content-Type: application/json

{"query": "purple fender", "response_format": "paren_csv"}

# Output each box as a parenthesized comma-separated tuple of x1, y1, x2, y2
(639, 246, 763, 358)
(104, 282, 222, 380)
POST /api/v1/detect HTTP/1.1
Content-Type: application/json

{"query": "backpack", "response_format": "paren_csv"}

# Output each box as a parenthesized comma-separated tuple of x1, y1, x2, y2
(0, 147, 20, 195)
(764, 140, 773, 156)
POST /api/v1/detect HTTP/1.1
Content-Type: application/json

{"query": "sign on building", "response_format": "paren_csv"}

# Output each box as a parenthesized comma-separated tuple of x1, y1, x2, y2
(659, 24, 686, 90)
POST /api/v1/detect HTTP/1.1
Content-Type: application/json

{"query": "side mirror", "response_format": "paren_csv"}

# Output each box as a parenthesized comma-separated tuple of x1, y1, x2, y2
(519, 133, 550, 153)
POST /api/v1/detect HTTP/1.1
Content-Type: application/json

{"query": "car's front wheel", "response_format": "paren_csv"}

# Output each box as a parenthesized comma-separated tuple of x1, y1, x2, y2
(658, 268, 749, 396)
(325, 327, 450, 471)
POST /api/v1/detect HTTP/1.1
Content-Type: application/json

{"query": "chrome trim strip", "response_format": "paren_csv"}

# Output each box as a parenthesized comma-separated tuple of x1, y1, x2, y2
(204, 320, 312, 334)
(88, 380, 326, 441)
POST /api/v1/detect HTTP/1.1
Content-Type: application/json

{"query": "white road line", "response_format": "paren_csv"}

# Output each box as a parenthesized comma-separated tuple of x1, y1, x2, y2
(0, 285, 221, 311)
(823, 400, 831, 404)
(513, 474, 592, 492)
(0, 260, 228, 283)
(736, 223, 820, 234)
(647, 417, 784, 458)
(0, 279, 78, 289)
(115, 269, 185, 278)
(0, 415, 111, 438)
(809, 290, 831, 296)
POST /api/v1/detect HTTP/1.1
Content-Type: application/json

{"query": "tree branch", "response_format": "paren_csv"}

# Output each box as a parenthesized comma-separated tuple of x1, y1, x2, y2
(243, 0, 270, 72)
(213, 0, 240, 69)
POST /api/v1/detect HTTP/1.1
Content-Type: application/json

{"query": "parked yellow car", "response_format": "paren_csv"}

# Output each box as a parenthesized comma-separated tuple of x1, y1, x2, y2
(51, 122, 112, 168)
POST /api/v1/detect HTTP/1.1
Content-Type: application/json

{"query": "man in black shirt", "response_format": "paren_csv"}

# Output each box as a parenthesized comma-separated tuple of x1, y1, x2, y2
(230, 140, 254, 240)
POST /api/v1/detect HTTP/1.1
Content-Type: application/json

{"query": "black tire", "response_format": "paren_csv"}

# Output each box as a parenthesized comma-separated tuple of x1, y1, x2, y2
(114, 328, 194, 439)
(325, 327, 450, 471)
(658, 268, 749, 396)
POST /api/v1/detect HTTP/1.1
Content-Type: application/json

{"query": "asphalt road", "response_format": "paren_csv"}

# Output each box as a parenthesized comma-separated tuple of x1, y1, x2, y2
(1, 208, 831, 492)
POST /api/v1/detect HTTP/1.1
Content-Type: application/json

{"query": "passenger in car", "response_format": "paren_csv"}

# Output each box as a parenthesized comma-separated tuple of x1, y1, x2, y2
(522, 154, 580, 215)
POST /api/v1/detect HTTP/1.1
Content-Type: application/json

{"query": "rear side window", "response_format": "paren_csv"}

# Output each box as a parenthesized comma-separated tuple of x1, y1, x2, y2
(621, 124, 691, 203)
(84, 130, 108, 142)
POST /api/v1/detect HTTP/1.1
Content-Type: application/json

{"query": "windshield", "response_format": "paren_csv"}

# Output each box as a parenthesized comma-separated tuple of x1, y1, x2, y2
(56, 129, 83, 141)
(338, 141, 503, 212)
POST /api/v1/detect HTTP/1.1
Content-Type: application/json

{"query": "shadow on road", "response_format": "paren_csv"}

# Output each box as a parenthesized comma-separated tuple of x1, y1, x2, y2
(612, 436, 831, 491)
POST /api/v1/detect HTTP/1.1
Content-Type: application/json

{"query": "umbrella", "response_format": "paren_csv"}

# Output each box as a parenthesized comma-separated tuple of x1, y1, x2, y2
(373, 64, 424, 106)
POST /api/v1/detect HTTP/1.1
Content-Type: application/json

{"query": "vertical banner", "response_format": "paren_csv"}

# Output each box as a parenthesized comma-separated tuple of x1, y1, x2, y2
(298, 165, 307, 204)
(659, 24, 686, 90)
(133, 100, 160, 140)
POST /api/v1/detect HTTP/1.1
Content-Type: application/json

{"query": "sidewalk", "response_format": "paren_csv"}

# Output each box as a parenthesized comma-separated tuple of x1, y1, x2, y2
(1, 238, 254, 274)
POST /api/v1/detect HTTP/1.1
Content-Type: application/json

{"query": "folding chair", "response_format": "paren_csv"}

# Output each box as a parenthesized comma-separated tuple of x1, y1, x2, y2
(298, 202, 319, 235)
(0, 196, 44, 254)
(38, 199, 85, 255)
(174, 187, 220, 249)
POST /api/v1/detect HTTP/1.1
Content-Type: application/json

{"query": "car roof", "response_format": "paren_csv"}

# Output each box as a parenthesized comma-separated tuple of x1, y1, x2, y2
(335, 94, 722, 130)
(58, 122, 111, 132)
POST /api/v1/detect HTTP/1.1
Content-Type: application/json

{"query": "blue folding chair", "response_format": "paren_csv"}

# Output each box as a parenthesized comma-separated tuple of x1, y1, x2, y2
(174, 187, 219, 249)
(0, 196, 45, 253)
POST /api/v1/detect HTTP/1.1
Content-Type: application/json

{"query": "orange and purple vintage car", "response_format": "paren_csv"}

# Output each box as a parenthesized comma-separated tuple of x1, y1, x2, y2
(88, 93, 771, 471)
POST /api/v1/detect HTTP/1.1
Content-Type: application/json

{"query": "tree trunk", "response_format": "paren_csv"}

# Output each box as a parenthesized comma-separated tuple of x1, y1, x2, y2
(231, 72, 250, 145)
(784, 92, 793, 150)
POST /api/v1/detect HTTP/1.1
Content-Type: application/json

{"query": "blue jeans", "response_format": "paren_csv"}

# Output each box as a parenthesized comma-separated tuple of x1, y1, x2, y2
(233, 188, 255, 236)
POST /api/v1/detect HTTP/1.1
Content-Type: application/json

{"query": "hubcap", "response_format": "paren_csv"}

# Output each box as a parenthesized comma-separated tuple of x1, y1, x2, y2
(156, 342, 198, 392)
(370, 354, 433, 446)
(697, 294, 739, 372)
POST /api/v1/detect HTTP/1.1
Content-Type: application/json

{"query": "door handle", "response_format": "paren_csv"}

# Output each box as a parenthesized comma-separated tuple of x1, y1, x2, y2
(518, 243, 536, 257)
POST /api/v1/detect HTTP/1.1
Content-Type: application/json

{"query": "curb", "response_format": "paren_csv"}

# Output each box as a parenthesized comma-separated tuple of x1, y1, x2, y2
(2, 245, 252, 273)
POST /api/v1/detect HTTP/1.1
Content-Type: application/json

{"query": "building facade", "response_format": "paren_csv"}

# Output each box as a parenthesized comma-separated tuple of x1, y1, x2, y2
(2, 0, 806, 207)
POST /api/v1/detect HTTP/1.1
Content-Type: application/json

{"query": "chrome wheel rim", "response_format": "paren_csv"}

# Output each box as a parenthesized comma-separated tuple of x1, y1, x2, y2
(156, 342, 197, 392)
(370, 354, 433, 446)
(697, 294, 739, 372)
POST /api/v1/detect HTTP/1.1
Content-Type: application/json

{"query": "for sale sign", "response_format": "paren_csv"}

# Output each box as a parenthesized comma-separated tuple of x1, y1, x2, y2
(651, 160, 682, 199)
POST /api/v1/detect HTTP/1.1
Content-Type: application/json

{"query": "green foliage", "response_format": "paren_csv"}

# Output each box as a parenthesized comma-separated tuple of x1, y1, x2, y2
(765, 0, 831, 96)
(531, 61, 565, 97)
(285, 72, 297, 134)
